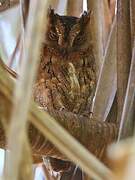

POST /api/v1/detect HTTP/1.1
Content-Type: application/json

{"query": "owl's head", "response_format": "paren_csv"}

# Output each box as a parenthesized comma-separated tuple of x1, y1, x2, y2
(45, 8, 91, 57)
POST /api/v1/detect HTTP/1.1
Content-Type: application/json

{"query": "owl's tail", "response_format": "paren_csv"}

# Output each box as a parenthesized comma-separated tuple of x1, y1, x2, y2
(43, 156, 84, 180)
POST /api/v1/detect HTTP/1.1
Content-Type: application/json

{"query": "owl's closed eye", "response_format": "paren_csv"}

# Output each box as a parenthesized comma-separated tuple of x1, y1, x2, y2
(48, 30, 58, 41)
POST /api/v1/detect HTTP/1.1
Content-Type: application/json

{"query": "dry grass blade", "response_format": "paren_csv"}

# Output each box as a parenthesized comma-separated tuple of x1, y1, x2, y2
(124, 143, 135, 178)
(20, 0, 29, 27)
(102, 0, 115, 49)
(112, 46, 135, 180)
(109, 137, 135, 180)
(17, 136, 33, 180)
(118, 41, 135, 139)
(108, 139, 133, 180)
(66, 0, 83, 17)
(87, 0, 103, 77)
(130, 0, 135, 47)
(93, 17, 116, 122)
(42, 163, 57, 180)
(102, 0, 110, 49)
(117, 0, 132, 128)
(4, 0, 50, 180)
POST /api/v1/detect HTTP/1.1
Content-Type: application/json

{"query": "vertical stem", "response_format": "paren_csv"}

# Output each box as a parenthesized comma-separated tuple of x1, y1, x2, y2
(66, 0, 83, 17)
(130, 0, 135, 47)
(102, 0, 112, 49)
(87, 0, 104, 78)
(93, 17, 116, 122)
(117, 0, 132, 127)
(118, 40, 135, 139)
(19, 0, 29, 27)
(4, 0, 50, 180)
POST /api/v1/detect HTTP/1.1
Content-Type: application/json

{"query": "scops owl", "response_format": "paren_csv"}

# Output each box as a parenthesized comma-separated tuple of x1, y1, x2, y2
(34, 8, 96, 116)
(33, 8, 97, 175)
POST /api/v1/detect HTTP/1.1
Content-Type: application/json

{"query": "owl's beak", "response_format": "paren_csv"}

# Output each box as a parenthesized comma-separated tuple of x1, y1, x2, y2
(60, 48, 68, 57)
(58, 37, 68, 47)
(58, 37, 71, 57)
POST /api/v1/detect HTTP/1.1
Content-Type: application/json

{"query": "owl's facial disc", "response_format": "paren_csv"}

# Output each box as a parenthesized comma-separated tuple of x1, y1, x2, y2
(46, 8, 91, 56)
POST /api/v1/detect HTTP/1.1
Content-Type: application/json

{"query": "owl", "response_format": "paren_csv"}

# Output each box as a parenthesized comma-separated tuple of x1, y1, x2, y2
(34, 8, 96, 116)
(33, 8, 97, 176)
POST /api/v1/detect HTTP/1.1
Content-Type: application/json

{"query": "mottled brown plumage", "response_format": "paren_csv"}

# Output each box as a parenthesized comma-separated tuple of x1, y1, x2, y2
(34, 9, 96, 116)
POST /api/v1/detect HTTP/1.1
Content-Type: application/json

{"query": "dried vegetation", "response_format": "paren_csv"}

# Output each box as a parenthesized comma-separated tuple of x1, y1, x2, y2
(0, 0, 135, 180)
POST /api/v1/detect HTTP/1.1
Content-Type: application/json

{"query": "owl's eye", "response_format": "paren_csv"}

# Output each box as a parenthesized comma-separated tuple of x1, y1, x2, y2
(74, 34, 85, 45)
(49, 31, 58, 41)
(75, 36, 82, 42)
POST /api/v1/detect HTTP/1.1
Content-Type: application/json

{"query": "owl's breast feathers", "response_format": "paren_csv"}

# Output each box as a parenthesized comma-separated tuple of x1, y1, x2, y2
(33, 44, 96, 116)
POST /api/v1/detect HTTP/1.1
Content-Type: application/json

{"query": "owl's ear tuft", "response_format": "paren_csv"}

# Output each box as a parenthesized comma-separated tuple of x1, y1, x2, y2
(79, 11, 91, 25)
(47, 7, 59, 24)
(47, 7, 55, 18)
